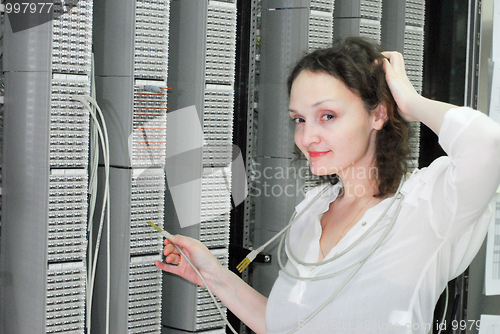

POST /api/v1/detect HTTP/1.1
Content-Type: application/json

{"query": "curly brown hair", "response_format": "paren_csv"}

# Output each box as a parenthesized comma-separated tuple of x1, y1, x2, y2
(287, 37, 410, 197)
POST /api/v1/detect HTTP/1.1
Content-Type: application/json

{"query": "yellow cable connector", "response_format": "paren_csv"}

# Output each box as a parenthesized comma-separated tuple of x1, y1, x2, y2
(236, 249, 259, 273)
(147, 221, 171, 239)
(236, 258, 251, 273)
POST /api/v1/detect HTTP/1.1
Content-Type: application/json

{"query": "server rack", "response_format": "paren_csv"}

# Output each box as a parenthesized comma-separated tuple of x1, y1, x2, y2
(334, 0, 383, 41)
(227, 1, 260, 332)
(162, 1, 237, 333)
(0, 2, 93, 333)
(381, 0, 426, 171)
(92, 0, 170, 333)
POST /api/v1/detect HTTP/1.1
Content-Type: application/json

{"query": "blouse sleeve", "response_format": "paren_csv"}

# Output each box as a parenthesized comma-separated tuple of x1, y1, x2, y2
(424, 107, 500, 238)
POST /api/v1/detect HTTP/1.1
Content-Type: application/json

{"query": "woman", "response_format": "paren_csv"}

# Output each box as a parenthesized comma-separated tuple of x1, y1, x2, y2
(156, 37, 500, 333)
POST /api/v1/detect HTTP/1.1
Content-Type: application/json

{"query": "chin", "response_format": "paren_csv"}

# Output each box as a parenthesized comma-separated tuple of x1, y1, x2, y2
(309, 165, 335, 176)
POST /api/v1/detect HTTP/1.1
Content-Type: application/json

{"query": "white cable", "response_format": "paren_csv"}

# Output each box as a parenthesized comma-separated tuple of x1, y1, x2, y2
(241, 184, 334, 265)
(244, 176, 404, 333)
(76, 97, 108, 334)
(86, 53, 99, 333)
(282, 195, 404, 333)
(278, 190, 404, 282)
(286, 182, 402, 268)
(82, 95, 111, 334)
(73, 96, 110, 334)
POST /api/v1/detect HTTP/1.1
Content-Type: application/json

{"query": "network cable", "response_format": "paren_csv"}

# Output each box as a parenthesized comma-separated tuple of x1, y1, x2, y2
(237, 176, 406, 333)
(73, 94, 111, 334)
(86, 54, 99, 329)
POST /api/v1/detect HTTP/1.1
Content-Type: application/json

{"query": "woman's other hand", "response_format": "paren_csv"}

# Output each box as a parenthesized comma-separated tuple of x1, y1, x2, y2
(155, 234, 224, 288)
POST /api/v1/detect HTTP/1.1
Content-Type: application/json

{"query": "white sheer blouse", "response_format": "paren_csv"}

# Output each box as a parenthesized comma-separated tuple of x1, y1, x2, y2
(265, 107, 500, 333)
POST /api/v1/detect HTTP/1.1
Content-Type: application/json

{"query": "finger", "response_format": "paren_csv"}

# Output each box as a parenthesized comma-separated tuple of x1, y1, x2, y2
(155, 260, 182, 274)
(165, 253, 181, 265)
(381, 51, 401, 60)
(382, 51, 405, 72)
(382, 57, 396, 79)
(168, 234, 200, 250)
(163, 243, 179, 257)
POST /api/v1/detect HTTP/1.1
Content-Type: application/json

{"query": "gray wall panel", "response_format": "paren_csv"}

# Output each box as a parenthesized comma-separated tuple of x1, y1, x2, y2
(94, 76, 134, 167)
(93, 0, 135, 77)
(333, 0, 361, 17)
(254, 156, 305, 233)
(380, 0, 405, 50)
(2, 17, 52, 72)
(258, 5, 309, 158)
(167, 0, 207, 116)
(0, 72, 51, 333)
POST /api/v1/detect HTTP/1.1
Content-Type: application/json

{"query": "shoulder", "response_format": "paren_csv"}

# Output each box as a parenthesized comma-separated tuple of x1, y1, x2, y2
(400, 157, 451, 204)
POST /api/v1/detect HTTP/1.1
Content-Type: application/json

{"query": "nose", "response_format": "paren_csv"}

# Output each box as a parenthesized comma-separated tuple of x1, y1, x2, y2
(299, 121, 321, 148)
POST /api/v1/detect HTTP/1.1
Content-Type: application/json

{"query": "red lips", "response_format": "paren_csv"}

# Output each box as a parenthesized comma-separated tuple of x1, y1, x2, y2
(308, 151, 330, 158)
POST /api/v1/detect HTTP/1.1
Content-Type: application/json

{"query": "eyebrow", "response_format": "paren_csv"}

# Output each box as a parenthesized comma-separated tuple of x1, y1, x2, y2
(289, 99, 337, 113)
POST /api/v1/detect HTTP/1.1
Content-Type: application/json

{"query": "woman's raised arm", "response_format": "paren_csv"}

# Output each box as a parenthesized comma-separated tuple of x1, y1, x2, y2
(382, 51, 455, 134)
(383, 50, 500, 238)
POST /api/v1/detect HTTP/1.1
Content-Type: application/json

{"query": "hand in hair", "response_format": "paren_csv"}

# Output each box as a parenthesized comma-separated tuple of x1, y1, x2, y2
(381, 51, 420, 122)
(382, 50, 456, 134)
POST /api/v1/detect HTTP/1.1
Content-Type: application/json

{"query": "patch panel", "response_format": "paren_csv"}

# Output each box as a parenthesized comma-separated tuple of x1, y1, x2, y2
(128, 169, 164, 332)
(203, 85, 235, 167)
(131, 169, 165, 257)
(128, 257, 163, 333)
(162, 1, 236, 332)
(134, 0, 170, 80)
(200, 217, 231, 249)
(46, 262, 87, 334)
(334, 0, 382, 42)
(381, 0, 426, 172)
(359, 18, 381, 41)
(405, 0, 426, 27)
(308, 9, 334, 52)
(132, 83, 168, 167)
(52, 2, 93, 75)
(206, 3, 237, 85)
(50, 75, 90, 169)
(360, 0, 382, 20)
(311, 0, 335, 12)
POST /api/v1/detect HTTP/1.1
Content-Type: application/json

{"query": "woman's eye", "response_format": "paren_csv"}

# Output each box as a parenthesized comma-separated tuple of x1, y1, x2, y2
(322, 114, 334, 121)
(293, 118, 305, 124)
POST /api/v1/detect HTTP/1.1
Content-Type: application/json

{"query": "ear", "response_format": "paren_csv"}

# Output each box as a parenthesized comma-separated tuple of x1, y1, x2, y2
(371, 103, 388, 130)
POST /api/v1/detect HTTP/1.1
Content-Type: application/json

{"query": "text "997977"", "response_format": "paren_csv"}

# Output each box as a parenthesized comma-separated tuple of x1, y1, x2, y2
(5, 3, 54, 14)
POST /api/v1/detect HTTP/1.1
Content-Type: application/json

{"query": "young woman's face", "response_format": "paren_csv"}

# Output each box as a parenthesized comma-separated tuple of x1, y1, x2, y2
(289, 70, 385, 176)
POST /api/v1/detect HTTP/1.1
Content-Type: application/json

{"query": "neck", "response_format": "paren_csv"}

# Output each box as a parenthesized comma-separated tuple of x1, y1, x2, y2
(335, 151, 379, 201)
(338, 129, 379, 202)
(339, 174, 377, 204)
